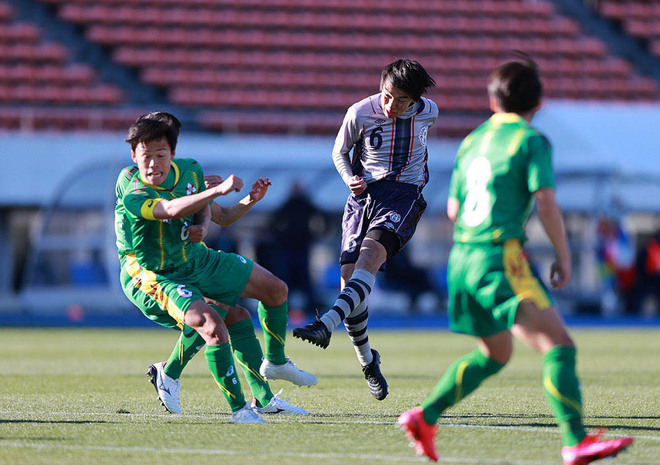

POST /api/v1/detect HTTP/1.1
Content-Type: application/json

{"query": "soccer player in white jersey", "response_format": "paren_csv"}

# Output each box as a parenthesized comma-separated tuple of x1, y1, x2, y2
(294, 59, 438, 400)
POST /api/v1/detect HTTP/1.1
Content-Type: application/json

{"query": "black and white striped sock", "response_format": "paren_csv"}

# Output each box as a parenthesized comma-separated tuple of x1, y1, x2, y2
(321, 269, 375, 332)
(344, 302, 373, 366)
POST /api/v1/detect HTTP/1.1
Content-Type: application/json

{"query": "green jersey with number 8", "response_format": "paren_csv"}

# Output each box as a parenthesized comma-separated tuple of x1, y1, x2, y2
(448, 113, 554, 244)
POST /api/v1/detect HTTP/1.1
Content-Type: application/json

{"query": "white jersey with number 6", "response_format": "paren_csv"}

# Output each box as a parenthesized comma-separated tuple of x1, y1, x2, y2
(332, 93, 439, 188)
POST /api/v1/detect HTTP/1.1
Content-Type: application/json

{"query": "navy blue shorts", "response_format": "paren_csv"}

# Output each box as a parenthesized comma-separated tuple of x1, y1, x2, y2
(340, 180, 427, 265)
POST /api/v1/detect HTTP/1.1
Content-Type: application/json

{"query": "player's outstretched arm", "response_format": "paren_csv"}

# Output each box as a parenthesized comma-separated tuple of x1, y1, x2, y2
(153, 175, 243, 220)
(534, 188, 571, 289)
(210, 177, 272, 227)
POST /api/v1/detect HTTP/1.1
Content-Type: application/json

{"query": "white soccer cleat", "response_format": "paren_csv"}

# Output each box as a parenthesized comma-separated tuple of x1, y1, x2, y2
(251, 389, 309, 415)
(230, 402, 266, 424)
(146, 361, 182, 414)
(259, 358, 318, 386)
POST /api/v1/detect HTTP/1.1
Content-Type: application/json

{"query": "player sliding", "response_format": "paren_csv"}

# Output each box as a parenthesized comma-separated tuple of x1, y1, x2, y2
(293, 59, 438, 401)
(397, 53, 633, 464)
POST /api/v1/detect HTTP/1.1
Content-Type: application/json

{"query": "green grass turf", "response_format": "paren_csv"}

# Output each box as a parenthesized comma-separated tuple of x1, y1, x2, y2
(0, 327, 658, 464)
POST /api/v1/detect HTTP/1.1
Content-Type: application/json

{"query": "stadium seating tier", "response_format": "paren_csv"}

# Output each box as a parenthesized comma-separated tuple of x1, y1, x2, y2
(0, 0, 656, 136)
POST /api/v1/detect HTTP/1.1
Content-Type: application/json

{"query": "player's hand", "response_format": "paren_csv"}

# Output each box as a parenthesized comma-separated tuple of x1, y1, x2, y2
(187, 224, 208, 243)
(204, 175, 224, 189)
(249, 177, 272, 202)
(215, 174, 244, 195)
(550, 258, 571, 289)
(347, 175, 367, 195)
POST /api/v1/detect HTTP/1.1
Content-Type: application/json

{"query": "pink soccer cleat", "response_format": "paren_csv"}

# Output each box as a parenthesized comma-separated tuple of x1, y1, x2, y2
(561, 429, 633, 465)
(398, 407, 439, 462)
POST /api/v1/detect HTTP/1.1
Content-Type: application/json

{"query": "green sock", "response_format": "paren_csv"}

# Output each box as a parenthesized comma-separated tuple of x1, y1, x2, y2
(257, 301, 288, 365)
(543, 346, 586, 447)
(204, 343, 245, 412)
(421, 349, 504, 425)
(228, 318, 273, 408)
(163, 325, 205, 380)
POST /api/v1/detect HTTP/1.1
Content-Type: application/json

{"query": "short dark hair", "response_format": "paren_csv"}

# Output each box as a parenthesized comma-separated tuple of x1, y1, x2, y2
(126, 111, 182, 152)
(487, 52, 542, 113)
(380, 59, 436, 101)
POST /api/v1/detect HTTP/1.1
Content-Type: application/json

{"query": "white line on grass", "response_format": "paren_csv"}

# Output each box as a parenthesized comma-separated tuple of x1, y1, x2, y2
(1, 409, 657, 442)
(0, 441, 560, 464)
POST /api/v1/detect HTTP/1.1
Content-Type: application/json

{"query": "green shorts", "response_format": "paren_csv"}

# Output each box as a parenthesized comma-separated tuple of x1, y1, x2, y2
(120, 247, 253, 328)
(447, 240, 554, 337)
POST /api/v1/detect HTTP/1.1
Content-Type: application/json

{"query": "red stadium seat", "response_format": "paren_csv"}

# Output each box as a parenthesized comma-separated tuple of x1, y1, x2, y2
(0, 0, 654, 134)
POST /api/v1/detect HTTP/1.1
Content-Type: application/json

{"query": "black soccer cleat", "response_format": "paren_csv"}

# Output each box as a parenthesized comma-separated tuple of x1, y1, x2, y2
(362, 349, 388, 400)
(293, 318, 332, 349)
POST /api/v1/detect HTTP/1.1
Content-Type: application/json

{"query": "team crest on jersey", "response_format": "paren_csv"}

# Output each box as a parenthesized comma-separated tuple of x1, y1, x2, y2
(418, 126, 428, 146)
(389, 212, 401, 223)
(186, 183, 196, 195)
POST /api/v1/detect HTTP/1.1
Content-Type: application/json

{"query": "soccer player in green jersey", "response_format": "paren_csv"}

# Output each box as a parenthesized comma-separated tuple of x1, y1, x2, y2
(117, 160, 308, 417)
(398, 55, 633, 463)
(117, 112, 316, 423)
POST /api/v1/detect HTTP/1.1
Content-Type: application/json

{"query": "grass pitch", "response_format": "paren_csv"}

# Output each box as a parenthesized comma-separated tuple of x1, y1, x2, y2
(0, 326, 658, 465)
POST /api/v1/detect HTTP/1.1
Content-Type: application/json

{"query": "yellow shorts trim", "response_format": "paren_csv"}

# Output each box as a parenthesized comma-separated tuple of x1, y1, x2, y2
(503, 240, 551, 310)
(124, 253, 186, 326)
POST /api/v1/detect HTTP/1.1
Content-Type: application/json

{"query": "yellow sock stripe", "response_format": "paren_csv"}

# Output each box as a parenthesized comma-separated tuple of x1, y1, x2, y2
(543, 376, 583, 416)
(235, 357, 267, 384)
(261, 318, 286, 346)
(178, 334, 184, 366)
(214, 379, 236, 399)
(454, 360, 470, 405)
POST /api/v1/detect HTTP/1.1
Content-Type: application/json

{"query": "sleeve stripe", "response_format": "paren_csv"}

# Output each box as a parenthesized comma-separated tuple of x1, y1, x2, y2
(140, 198, 162, 220)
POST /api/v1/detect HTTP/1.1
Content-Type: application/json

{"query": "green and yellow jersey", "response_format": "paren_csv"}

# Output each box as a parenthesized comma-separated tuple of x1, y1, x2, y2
(115, 158, 207, 272)
(114, 164, 139, 256)
(448, 113, 554, 244)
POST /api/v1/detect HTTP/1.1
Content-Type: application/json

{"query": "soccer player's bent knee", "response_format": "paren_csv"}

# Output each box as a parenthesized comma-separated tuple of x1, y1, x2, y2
(492, 345, 513, 365)
(194, 311, 229, 344)
(225, 305, 250, 326)
(492, 353, 511, 366)
(264, 277, 288, 307)
(365, 229, 400, 259)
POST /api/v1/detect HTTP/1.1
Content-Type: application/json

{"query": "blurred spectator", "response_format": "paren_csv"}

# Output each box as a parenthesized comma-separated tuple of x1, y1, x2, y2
(595, 216, 635, 315)
(380, 247, 443, 313)
(262, 182, 327, 318)
(632, 229, 660, 317)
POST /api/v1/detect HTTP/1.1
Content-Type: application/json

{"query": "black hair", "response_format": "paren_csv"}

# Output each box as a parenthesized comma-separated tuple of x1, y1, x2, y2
(380, 59, 436, 101)
(125, 111, 182, 152)
(487, 51, 543, 113)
